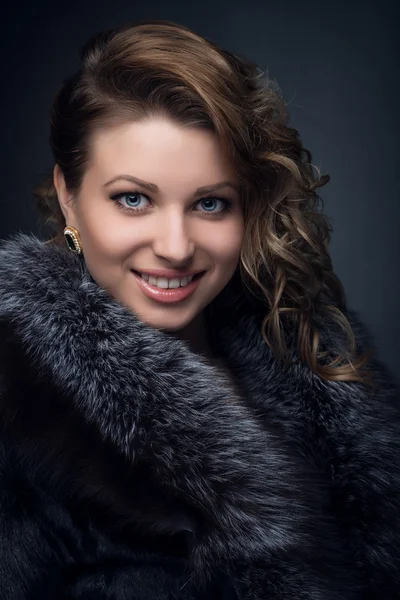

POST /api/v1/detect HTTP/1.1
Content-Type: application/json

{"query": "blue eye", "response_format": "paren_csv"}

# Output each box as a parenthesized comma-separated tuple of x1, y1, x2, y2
(112, 192, 150, 211)
(199, 198, 226, 213)
(109, 190, 232, 216)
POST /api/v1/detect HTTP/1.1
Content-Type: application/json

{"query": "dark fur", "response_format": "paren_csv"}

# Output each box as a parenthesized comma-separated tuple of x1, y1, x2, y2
(0, 232, 399, 599)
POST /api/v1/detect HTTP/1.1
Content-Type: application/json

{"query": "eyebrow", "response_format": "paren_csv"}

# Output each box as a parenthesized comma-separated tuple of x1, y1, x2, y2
(104, 174, 239, 196)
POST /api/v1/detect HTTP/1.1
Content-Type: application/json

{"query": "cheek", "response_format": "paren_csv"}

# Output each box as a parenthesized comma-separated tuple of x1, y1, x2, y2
(79, 204, 132, 259)
(210, 222, 244, 266)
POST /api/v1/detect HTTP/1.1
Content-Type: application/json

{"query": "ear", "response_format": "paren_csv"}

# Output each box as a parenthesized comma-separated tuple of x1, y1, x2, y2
(53, 164, 78, 226)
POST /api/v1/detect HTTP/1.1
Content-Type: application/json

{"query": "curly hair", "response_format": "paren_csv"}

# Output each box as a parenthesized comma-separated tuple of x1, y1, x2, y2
(33, 18, 374, 386)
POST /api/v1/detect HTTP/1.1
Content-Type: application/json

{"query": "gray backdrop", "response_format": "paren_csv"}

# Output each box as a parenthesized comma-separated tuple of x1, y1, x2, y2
(2, 0, 399, 380)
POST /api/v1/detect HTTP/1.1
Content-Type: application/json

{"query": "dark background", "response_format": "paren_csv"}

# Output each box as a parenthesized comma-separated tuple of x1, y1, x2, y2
(2, 0, 399, 379)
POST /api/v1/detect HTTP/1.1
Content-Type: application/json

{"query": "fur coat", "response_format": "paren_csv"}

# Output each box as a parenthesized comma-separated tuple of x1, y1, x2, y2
(0, 232, 399, 599)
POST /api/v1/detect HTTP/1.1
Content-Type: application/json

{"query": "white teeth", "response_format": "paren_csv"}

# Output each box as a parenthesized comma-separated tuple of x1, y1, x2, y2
(140, 273, 195, 289)
(168, 278, 181, 289)
(155, 277, 169, 289)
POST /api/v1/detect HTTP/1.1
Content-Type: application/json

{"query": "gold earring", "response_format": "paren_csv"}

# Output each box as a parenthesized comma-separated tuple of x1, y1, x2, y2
(63, 226, 83, 254)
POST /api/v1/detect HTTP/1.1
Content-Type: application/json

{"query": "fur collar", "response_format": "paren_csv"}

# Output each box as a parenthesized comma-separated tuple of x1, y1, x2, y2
(0, 231, 395, 596)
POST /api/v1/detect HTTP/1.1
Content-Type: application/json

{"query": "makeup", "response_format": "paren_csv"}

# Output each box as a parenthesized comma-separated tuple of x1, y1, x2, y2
(132, 270, 206, 304)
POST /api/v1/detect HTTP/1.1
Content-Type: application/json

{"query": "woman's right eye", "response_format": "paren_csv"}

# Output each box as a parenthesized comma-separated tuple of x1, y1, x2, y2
(109, 191, 151, 213)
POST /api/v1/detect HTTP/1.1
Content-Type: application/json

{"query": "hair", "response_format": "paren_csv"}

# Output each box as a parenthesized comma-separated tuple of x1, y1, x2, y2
(34, 18, 375, 387)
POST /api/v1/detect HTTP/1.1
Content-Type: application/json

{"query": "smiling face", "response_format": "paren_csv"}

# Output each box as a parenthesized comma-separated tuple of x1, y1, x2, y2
(54, 116, 245, 333)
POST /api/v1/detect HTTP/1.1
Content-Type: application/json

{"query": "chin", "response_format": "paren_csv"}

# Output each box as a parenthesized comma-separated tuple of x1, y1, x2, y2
(130, 306, 199, 333)
(151, 315, 196, 333)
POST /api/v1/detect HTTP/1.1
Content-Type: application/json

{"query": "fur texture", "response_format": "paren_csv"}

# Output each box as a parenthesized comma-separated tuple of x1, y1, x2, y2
(0, 232, 399, 599)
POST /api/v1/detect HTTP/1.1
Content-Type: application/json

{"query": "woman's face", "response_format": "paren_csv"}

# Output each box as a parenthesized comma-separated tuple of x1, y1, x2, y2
(54, 116, 245, 332)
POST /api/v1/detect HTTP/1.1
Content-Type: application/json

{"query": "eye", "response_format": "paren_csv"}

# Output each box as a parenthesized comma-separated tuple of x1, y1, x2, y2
(109, 190, 233, 216)
(110, 191, 151, 213)
(196, 197, 232, 215)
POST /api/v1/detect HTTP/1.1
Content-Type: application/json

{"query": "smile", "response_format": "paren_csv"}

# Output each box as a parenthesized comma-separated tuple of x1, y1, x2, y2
(138, 272, 197, 289)
(132, 270, 206, 304)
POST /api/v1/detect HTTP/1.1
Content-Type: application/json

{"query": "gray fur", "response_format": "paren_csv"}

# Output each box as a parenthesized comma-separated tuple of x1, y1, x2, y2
(0, 231, 399, 599)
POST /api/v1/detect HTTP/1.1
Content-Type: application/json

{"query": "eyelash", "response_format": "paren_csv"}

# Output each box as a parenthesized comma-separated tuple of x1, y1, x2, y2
(109, 190, 233, 217)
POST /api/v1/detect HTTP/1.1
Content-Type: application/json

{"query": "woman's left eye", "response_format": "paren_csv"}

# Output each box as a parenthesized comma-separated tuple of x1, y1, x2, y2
(197, 197, 232, 214)
(109, 191, 232, 215)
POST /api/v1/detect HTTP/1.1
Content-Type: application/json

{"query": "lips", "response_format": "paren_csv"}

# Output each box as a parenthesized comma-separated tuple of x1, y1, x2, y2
(132, 270, 206, 304)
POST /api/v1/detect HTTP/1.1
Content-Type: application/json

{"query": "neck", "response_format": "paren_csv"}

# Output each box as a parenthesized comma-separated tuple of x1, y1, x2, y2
(166, 311, 215, 360)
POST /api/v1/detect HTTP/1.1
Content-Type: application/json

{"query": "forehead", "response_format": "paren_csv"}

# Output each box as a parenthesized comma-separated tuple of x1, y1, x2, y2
(87, 117, 236, 184)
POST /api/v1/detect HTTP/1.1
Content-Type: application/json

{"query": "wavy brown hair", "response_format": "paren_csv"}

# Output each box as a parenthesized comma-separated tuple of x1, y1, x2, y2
(33, 19, 374, 386)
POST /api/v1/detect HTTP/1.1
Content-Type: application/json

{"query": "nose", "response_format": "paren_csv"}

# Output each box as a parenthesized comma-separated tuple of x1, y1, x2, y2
(152, 211, 195, 265)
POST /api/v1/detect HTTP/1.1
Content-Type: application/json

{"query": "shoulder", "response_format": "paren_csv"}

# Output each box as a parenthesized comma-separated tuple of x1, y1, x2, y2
(0, 232, 83, 310)
(312, 305, 399, 418)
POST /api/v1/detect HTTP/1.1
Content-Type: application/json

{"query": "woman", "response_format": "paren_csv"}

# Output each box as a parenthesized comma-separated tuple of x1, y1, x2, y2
(0, 19, 399, 600)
